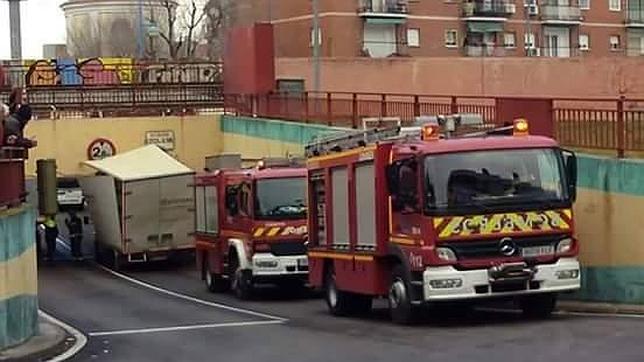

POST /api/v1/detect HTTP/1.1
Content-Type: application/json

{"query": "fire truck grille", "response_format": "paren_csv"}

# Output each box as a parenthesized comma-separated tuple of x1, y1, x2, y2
(270, 242, 306, 256)
(442, 235, 561, 260)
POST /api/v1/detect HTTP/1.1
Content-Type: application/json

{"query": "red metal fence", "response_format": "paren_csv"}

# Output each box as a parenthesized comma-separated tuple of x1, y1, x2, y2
(225, 92, 644, 156)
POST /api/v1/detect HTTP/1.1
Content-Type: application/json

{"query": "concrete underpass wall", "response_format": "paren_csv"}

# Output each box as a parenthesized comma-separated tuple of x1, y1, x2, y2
(221, 115, 342, 157)
(573, 156, 644, 304)
(24, 115, 223, 177)
(0, 207, 38, 349)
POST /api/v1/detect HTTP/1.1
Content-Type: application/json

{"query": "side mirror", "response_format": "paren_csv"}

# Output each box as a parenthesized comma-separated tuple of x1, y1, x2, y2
(562, 149, 577, 202)
(226, 188, 239, 216)
(386, 164, 399, 196)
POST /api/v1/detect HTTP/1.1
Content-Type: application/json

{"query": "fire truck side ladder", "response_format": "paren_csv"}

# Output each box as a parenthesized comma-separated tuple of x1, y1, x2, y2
(306, 127, 401, 157)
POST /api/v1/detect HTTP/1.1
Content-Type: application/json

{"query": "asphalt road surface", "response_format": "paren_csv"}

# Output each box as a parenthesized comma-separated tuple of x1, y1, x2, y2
(38, 239, 644, 362)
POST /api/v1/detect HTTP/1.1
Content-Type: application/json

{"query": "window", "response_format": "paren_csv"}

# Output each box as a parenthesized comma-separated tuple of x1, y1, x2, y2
(504, 32, 516, 48)
(445, 29, 458, 47)
(579, 34, 590, 50)
(524, 33, 536, 48)
(610, 35, 621, 50)
(310, 27, 322, 47)
(609, 0, 621, 11)
(389, 158, 420, 213)
(579, 0, 590, 9)
(407, 28, 420, 47)
(239, 183, 251, 216)
(255, 178, 307, 220)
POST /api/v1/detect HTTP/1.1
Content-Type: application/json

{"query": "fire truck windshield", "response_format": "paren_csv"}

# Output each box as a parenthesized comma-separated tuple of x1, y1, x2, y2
(255, 177, 307, 220)
(424, 148, 568, 213)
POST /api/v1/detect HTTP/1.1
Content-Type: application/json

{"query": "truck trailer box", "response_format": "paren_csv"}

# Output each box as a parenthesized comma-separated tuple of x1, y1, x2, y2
(80, 145, 195, 266)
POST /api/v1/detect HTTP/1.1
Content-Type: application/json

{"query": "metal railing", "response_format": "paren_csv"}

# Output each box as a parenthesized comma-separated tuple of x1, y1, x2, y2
(627, 9, 644, 23)
(225, 92, 644, 156)
(358, 0, 408, 14)
(462, 0, 516, 17)
(0, 83, 224, 118)
(540, 3, 582, 22)
(464, 45, 508, 57)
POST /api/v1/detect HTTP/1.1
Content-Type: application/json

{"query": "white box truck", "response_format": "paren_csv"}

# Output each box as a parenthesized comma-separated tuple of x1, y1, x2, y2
(80, 145, 195, 269)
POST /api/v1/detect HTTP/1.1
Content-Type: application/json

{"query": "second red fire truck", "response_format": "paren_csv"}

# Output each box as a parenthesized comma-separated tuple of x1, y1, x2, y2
(305, 118, 580, 324)
(194, 157, 308, 299)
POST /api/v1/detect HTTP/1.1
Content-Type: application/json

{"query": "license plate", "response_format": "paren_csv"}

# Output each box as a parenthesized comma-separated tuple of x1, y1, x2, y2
(522, 245, 554, 258)
(297, 258, 308, 267)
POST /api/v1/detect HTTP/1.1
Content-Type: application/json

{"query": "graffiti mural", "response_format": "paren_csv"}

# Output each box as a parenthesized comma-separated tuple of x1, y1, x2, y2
(0, 58, 222, 87)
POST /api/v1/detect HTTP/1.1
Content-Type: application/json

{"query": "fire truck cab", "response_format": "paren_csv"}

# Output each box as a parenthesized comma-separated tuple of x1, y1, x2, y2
(305, 118, 580, 324)
(194, 156, 309, 299)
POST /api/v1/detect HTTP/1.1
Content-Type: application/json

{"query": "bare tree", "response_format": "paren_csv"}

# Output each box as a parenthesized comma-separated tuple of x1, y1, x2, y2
(203, 0, 236, 60)
(67, 18, 103, 58)
(149, 0, 183, 59)
(183, 1, 208, 58)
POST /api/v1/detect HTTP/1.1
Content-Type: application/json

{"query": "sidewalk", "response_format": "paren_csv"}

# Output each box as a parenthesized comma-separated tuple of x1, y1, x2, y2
(558, 300, 644, 315)
(0, 317, 71, 361)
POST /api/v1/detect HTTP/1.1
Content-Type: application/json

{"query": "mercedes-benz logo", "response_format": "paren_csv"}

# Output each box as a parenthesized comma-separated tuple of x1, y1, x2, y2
(499, 237, 516, 256)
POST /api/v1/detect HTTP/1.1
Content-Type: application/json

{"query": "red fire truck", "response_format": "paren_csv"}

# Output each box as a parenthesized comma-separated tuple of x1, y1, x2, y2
(194, 157, 309, 299)
(305, 118, 580, 324)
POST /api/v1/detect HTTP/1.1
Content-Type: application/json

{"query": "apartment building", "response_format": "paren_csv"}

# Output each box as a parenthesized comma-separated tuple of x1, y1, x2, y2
(234, 0, 644, 58)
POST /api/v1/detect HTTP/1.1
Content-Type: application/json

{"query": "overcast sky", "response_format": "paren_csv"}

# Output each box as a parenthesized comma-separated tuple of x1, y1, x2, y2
(0, 0, 67, 59)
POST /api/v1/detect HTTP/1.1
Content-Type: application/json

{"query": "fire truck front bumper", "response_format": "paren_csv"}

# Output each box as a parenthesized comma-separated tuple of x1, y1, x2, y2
(251, 253, 309, 278)
(422, 257, 580, 301)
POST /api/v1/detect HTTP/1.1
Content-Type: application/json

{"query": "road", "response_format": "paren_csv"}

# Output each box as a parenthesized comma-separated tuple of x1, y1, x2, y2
(39, 242, 644, 362)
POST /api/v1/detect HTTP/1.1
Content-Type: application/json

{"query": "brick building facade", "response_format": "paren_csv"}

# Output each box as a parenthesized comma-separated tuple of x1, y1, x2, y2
(234, 0, 644, 58)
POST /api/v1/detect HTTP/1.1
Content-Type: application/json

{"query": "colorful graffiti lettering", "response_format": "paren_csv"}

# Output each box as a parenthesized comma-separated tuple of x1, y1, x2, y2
(0, 58, 222, 87)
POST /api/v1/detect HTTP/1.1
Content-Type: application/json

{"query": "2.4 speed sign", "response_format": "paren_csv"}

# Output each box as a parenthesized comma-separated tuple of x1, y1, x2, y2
(87, 138, 116, 160)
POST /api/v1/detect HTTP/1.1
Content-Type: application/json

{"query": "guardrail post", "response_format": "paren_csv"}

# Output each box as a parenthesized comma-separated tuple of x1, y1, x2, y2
(352, 93, 358, 128)
(617, 96, 625, 158)
(304, 91, 309, 123)
(381, 94, 387, 118)
(450, 96, 458, 115)
(413, 95, 420, 118)
(326, 92, 332, 126)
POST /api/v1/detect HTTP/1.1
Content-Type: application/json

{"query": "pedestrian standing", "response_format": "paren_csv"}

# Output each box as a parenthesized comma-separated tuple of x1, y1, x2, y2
(43, 217, 58, 261)
(8, 87, 27, 114)
(65, 211, 83, 260)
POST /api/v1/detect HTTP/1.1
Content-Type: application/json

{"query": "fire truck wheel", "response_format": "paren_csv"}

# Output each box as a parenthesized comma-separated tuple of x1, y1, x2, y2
(519, 293, 557, 318)
(229, 256, 253, 300)
(388, 265, 418, 325)
(204, 259, 229, 293)
(324, 269, 353, 316)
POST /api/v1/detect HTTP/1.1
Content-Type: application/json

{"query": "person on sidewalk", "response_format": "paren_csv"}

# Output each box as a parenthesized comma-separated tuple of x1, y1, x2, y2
(65, 211, 83, 260)
(43, 217, 58, 261)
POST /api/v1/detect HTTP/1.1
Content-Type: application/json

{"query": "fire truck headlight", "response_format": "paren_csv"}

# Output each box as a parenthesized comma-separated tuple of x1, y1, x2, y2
(556, 269, 579, 280)
(436, 247, 457, 262)
(556, 238, 573, 254)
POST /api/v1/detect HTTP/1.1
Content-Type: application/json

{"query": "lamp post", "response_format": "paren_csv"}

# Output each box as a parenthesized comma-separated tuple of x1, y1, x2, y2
(5, 0, 25, 59)
(312, 0, 320, 95)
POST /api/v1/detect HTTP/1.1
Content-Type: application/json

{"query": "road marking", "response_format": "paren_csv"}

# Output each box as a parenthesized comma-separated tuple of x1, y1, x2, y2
(88, 320, 284, 337)
(58, 237, 288, 321)
(479, 307, 644, 320)
(97, 265, 288, 322)
(40, 310, 88, 362)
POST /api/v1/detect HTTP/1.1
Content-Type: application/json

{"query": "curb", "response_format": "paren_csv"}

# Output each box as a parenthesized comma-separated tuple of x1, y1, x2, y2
(558, 301, 644, 316)
(39, 311, 87, 362)
(0, 321, 68, 362)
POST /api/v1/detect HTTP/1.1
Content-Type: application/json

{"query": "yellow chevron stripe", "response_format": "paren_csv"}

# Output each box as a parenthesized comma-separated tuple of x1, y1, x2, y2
(253, 228, 265, 238)
(267, 227, 281, 237)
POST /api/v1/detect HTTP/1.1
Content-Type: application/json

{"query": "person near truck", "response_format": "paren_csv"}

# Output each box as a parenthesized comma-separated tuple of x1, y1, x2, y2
(4, 105, 37, 148)
(43, 217, 59, 261)
(65, 211, 84, 260)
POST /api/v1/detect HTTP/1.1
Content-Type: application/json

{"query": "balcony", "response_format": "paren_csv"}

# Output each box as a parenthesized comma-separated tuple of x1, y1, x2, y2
(358, 0, 409, 22)
(464, 45, 508, 57)
(540, 1, 582, 24)
(462, 0, 517, 20)
(626, 9, 644, 26)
